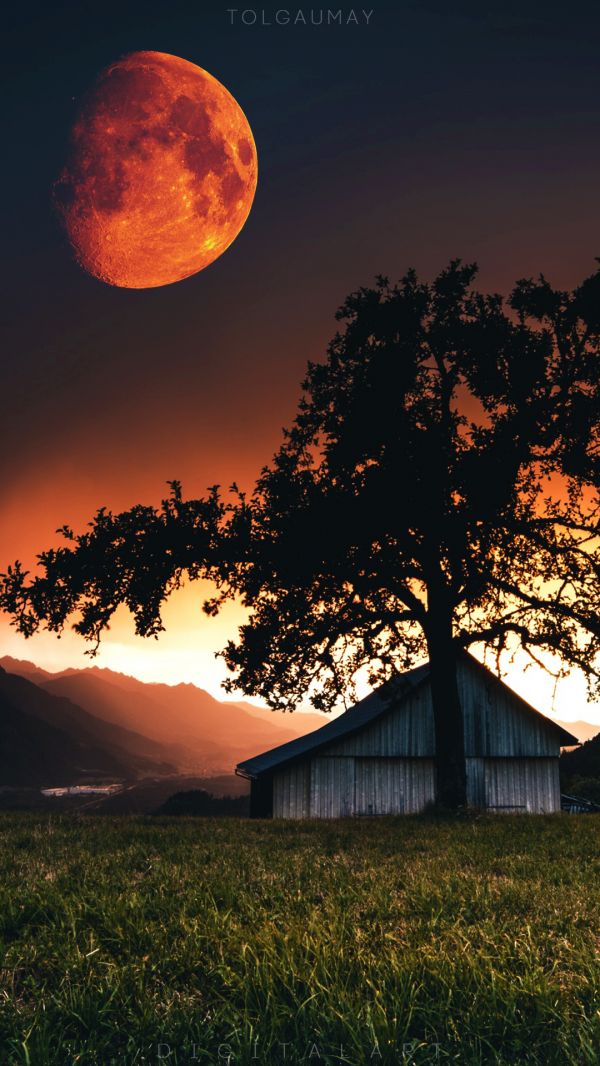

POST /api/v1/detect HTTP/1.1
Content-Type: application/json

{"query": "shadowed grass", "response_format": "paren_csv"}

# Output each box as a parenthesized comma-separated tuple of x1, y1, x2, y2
(0, 814, 599, 1064)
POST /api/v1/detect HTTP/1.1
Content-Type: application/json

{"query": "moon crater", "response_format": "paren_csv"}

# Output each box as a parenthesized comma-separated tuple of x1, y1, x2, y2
(55, 51, 258, 288)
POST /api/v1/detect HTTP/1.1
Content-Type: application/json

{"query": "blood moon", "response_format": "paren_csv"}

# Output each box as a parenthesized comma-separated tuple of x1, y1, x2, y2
(54, 52, 258, 288)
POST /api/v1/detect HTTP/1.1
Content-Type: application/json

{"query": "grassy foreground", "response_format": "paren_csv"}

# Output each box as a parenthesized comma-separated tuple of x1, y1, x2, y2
(0, 814, 599, 1065)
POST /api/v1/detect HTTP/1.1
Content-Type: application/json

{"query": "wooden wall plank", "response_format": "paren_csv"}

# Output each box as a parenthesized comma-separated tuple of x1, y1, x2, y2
(273, 761, 310, 818)
(311, 757, 355, 817)
(484, 758, 560, 812)
(354, 757, 436, 814)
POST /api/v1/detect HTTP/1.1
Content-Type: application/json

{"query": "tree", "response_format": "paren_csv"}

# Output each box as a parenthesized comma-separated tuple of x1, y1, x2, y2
(2, 261, 599, 808)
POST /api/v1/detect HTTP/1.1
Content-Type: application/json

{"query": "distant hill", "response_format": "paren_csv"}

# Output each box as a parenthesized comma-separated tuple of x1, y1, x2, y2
(0, 773, 250, 814)
(0, 656, 53, 684)
(39, 671, 227, 772)
(37, 669, 325, 772)
(561, 732, 600, 779)
(554, 719, 599, 744)
(155, 789, 249, 817)
(0, 657, 329, 782)
(560, 732, 600, 805)
(78, 774, 249, 815)
(0, 695, 111, 787)
(0, 667, 174, 786)
(230, 698, 332, 734)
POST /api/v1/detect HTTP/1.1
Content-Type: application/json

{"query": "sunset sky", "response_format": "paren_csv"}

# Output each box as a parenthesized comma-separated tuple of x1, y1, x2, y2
(2, 1, 600, 721)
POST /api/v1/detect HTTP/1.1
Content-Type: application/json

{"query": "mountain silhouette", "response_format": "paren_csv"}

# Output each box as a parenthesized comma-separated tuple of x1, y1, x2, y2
(0, 657, 329, 782)
(555, 720, 599, 744)
(0, 656, 52, 683)
(561, 731, 600, 780)
(39, 668, 325, 770)
(0, 666, 175, 786)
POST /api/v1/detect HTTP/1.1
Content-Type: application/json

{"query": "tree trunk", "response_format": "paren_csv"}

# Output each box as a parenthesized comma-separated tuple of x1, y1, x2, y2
(425, 610, 467, 810)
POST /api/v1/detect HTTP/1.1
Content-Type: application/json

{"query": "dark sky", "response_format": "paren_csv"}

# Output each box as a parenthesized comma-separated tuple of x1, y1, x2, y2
(1, 0, 600, 693)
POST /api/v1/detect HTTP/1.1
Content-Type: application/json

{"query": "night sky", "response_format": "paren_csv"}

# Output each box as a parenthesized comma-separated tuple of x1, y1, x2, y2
(2, 0, 600, 716)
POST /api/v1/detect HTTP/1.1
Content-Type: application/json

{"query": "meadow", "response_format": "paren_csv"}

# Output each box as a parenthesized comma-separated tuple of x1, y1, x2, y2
(0, 813, 598, 1065)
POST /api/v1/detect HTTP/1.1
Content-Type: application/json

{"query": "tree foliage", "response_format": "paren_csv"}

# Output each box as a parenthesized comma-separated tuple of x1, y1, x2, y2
(2, 261, 599, 720)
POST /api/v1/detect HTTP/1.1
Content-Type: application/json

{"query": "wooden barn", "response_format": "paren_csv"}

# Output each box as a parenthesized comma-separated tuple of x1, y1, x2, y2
(236, 653, 578, 817)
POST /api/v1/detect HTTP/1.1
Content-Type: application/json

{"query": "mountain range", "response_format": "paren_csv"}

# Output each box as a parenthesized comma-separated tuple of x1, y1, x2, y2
(0, 655, 328, 787)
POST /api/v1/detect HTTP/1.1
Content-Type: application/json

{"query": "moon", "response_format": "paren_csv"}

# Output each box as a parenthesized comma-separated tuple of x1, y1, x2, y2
(54, 52, 258, 289)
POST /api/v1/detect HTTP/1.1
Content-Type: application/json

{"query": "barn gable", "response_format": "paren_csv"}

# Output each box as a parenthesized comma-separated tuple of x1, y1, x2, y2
(457, 656, 575, 756)
(236, 654, 578, 817)
(236, 661, 431, 777)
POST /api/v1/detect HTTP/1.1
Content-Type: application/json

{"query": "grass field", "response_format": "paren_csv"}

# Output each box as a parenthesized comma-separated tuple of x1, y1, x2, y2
(0, 814, 599, 1065)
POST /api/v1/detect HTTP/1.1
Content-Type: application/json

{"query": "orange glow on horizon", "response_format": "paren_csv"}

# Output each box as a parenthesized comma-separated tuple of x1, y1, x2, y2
(1, 451, 599, 723)
(1, 582, 598, 724)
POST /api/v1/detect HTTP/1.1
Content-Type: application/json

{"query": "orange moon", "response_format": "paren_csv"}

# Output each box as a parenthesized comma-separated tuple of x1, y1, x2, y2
(54, 51, 258, 288)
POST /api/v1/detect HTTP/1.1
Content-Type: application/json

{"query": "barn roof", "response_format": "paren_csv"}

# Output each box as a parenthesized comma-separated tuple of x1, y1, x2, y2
(235, 654, 579, 779)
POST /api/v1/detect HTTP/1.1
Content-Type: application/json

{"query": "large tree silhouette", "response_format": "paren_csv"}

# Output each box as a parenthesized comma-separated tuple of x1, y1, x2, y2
(2, 261, 599, 806)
